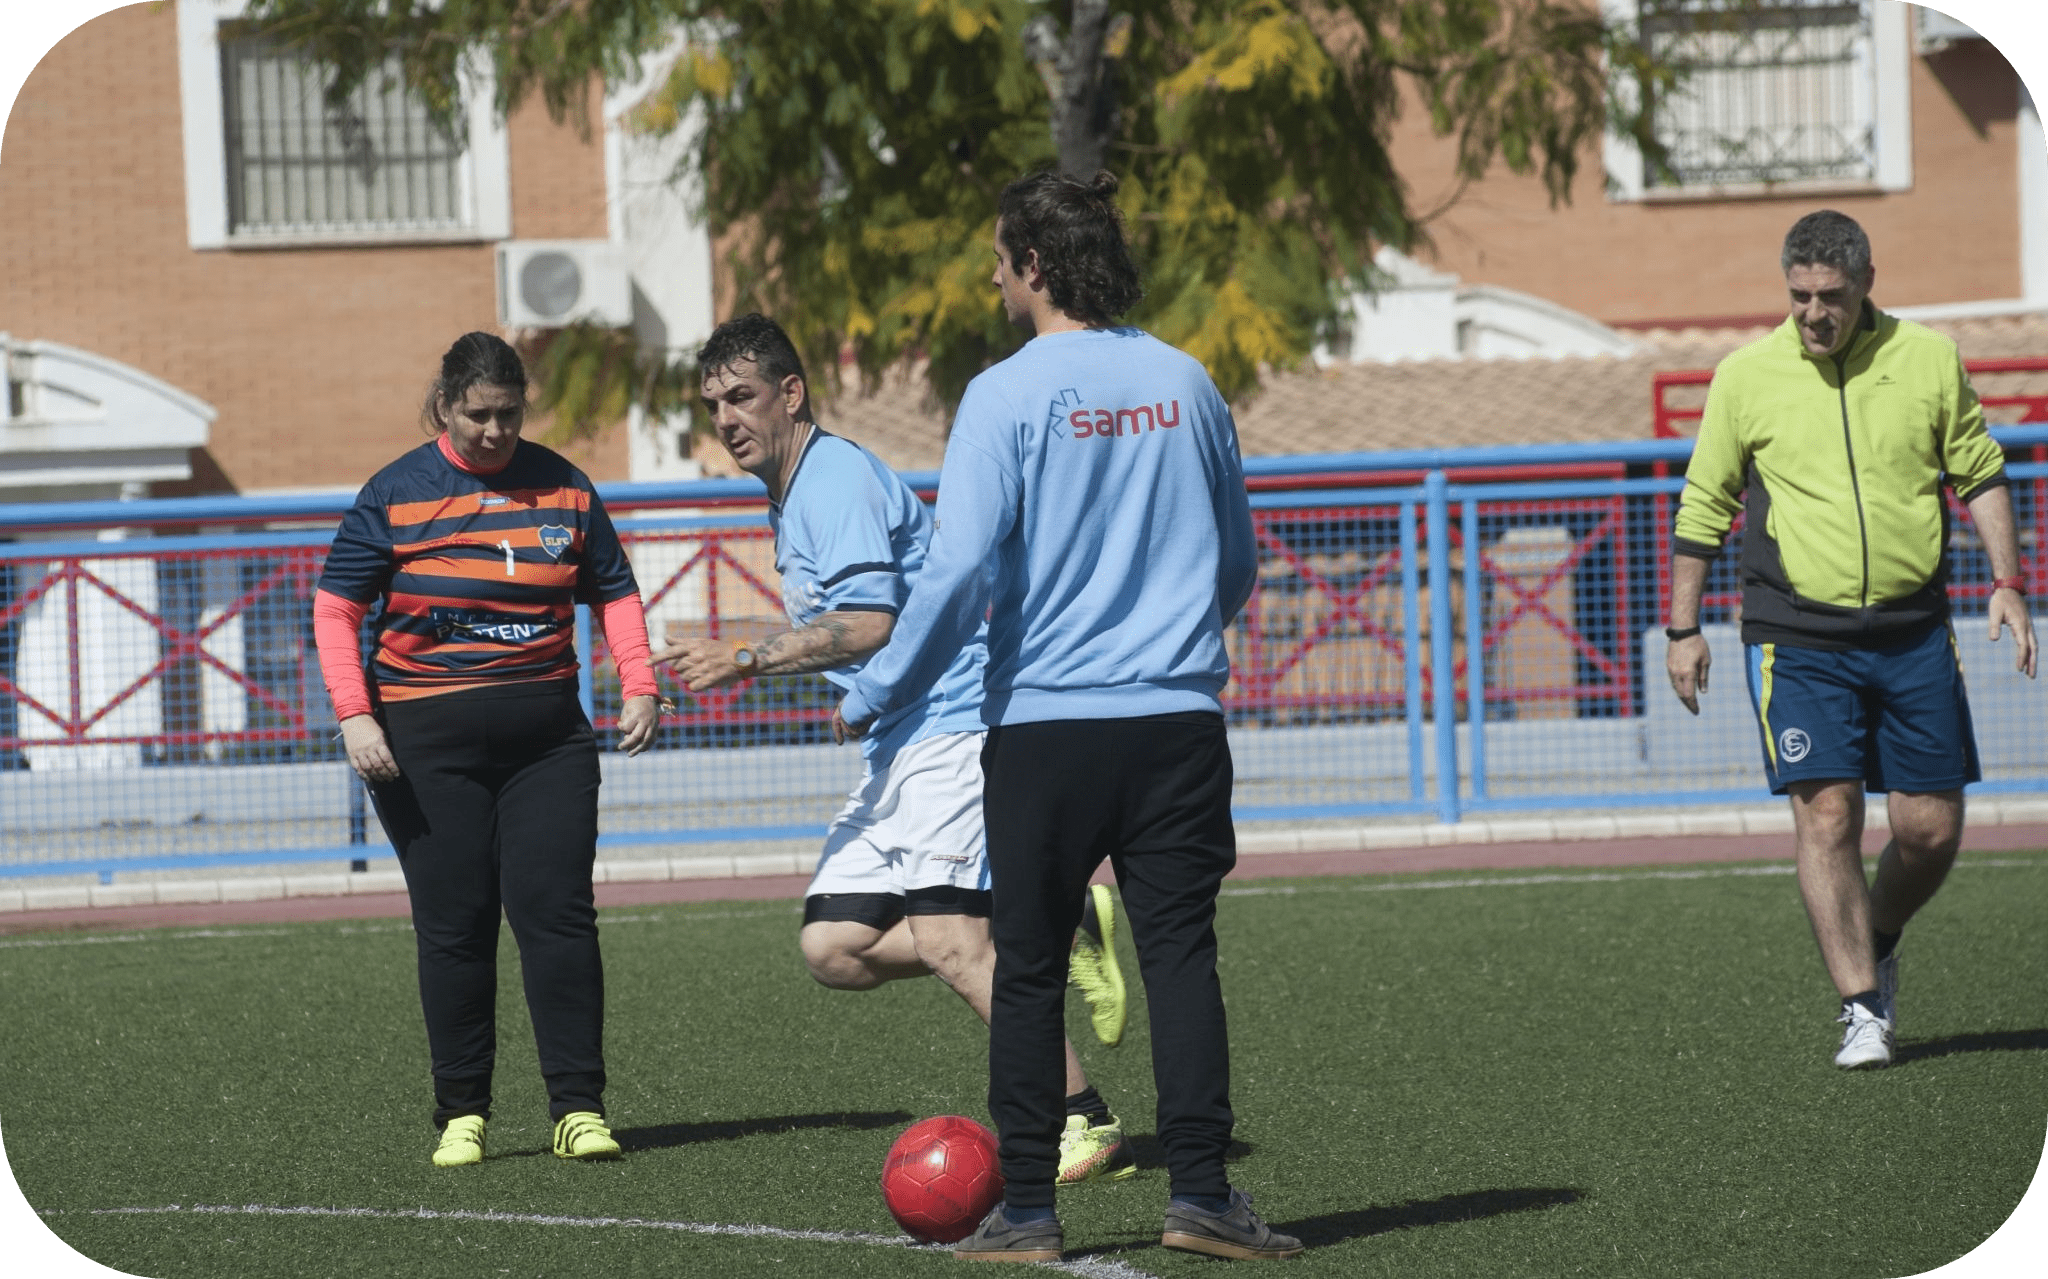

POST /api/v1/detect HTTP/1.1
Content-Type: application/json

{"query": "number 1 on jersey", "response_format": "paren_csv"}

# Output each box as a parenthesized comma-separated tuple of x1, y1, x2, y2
(499, 538, 515, 576)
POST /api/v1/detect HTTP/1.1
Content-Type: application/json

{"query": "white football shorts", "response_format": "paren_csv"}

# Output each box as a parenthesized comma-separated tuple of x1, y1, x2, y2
(806, 730, 991, 899)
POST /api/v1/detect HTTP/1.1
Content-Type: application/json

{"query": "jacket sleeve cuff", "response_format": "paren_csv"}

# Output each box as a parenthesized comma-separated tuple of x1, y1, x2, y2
(839, 689, 875, 731)
(1955, 471, 2009, 504)
(1672, 537, 1724, 561)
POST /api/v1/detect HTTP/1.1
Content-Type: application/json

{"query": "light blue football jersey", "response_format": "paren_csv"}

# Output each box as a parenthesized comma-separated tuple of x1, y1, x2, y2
(770, 429, 987, 760)
(842, 327, 1255, 731)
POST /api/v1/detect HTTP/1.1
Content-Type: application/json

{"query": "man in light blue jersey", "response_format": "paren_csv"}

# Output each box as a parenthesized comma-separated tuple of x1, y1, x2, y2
(653, 314, 1131, 1186)
(839, 173, 1299, 1263)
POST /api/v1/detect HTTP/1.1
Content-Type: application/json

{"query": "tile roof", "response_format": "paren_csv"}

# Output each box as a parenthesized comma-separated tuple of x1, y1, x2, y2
(775, 311, 2048, 471)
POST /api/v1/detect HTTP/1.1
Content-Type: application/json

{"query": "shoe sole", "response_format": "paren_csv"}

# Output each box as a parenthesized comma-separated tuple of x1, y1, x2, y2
(1162, 1229, 1303, 1260)
(1057, 1159, 1139, 1185)
(951, 1247, 1063, 1262)
(555, 1148, 623, 1160)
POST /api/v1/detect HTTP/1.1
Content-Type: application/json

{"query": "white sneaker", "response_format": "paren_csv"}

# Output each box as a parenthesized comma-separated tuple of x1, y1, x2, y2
(1876, 950, 1899, 1026)
(1834, 1002, 1895, 1069)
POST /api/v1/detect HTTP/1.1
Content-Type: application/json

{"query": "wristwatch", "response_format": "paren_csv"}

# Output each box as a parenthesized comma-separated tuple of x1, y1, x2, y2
(1991, 575, 2028, 597)
(1664, 625, 1701, 641)
(731, 642, 760, 677)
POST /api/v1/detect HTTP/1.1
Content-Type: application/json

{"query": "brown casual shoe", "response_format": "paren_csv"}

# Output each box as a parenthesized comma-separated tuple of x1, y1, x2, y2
(1162, 1188, 1304, 1260)
(952, 1203, 1063, 1263)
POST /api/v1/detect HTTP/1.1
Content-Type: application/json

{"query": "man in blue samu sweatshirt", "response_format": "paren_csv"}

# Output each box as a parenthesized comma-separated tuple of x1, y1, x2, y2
(839, 169, 1298, 1263)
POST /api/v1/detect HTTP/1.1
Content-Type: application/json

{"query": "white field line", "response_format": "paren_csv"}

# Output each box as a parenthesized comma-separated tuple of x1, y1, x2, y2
(75, 1204, 1153, 1278)
(5, 862, 2036, 949)
(0, 927, 290, 949)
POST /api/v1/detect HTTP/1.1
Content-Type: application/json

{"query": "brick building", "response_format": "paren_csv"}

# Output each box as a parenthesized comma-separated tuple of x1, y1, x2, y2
(1397, 2, 2044, 329)
(827, 1, 2048, 471)
(2, 1, 2043, 496)
(1, 0, 712, 502)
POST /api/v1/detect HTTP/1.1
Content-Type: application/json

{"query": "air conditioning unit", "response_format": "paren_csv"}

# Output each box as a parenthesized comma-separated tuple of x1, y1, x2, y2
(496, 240, 633, 328)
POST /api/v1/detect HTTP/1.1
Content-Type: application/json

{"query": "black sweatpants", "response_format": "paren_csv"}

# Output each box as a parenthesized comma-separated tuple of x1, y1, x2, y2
(980, 712, 1238, 1207)
(369, 680, 607, 1127)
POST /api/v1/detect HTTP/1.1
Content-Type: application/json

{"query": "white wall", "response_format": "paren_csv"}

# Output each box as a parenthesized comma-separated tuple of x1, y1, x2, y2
(2021, 84, 2048, 307)
(0, 336, 213, 494)
(1335, 250, 1638, 363)
(604, 45, 716, 483)
(15, 536, 163, 770)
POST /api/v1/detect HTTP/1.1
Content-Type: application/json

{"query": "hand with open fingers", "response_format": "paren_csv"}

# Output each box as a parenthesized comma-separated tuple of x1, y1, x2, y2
(1666, 633, 1711, 715)
(653, 637, 748, 692)
(1987, 588, 2037, 679)
(617, 694, 662, 756)
(339, 714, 400, 783)
(830, 708, 869, 746)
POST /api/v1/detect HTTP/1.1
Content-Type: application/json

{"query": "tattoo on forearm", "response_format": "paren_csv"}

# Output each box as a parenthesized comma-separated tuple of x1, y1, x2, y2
(756, 614, 861, 675)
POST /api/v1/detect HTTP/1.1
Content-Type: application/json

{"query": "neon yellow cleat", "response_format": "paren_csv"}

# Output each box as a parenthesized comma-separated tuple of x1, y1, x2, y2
(1056, 1113, 1137, 1185)
(551, 1111, 622, 1160)
(432, 1114, 486, 1168)
(1069, 883, 1127, 1047)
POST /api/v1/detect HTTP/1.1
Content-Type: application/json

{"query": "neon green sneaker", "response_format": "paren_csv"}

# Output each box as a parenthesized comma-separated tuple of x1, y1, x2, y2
(432, 1114, 486, 1168)
(1069, 883, 1127, 1047)
(1056, 1113, 1137, 1185)
(551, 1111, 622, 1161)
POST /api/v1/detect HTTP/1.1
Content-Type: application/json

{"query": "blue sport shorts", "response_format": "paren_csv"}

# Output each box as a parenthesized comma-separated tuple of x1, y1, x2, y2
(1743, 623, 1980, 795)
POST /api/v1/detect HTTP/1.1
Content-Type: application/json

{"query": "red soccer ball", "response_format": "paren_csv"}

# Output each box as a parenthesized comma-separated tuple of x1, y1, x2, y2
(880, 1115, 1005, 1243)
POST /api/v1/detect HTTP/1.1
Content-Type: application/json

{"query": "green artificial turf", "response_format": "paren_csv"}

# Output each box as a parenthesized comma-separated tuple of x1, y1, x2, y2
(3, 853, 2044, 1278)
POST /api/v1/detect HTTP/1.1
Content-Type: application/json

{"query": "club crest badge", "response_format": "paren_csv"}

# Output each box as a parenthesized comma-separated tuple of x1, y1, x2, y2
(1779, 727, 1811, 764)
(537, 525, 572, 560)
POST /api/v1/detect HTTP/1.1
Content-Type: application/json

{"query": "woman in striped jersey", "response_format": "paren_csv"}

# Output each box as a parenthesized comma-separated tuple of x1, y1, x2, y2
(312, 332, 661, 1167)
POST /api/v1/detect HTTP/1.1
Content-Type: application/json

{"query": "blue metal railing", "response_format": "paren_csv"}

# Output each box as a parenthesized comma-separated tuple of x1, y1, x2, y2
(2, 430, 2043, 880)
(6, 424, 2042, 533)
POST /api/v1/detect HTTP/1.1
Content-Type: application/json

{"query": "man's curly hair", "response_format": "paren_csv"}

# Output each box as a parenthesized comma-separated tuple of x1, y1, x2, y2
(696, 313, 812, 420)
(1781, 210, 1872, 282)
(996, 170, 1143, 325)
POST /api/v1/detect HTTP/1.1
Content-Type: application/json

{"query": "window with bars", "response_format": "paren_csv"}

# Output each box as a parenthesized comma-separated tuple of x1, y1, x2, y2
(1640, 0, 1877, 189)
(219, 32, 470, 237)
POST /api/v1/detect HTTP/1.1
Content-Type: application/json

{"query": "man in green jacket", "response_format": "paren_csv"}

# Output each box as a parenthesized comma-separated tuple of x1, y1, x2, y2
(1667, 210, 2036, 1070)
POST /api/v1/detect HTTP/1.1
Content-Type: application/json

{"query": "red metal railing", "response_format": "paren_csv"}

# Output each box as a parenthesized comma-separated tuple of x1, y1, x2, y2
(1652, 356, 2048, 439)
(1652, 357, 2048, 614)
(1232, 505, 1410, 719)
(0, 544, 325, 755)
(618, 523, 837, 731)
(1220, 494, 1640, 725)
(1458, 497, 1635, 719)
(5, 435, 2038, 759)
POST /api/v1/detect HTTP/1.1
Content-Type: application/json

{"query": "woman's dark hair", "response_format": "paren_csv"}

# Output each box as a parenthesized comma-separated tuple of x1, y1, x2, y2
(422, 331, 527, 433)
(996, 170, 1143, 325)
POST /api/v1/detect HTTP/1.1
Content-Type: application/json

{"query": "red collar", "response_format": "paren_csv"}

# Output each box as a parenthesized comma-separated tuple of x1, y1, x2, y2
(438, 432, 512, 476)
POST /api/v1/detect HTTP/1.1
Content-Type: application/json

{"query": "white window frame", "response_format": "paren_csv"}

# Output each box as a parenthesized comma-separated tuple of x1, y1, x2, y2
(1604, 0, 1913, 202)
(176, 0, 509, 248)
(2024, 82, 2047, 305)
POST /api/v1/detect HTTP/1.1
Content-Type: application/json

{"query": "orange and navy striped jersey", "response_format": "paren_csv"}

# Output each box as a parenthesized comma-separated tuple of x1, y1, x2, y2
(316, 438, 641, 703)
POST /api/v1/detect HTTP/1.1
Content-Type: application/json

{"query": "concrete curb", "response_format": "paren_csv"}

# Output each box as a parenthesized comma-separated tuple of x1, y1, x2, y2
(1233, 794, 2048, 855)
(4, 795, 2045, 916)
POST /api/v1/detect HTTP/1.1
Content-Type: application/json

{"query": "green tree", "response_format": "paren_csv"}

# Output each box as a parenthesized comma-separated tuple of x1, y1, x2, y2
(242, 0, 1667, 436)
